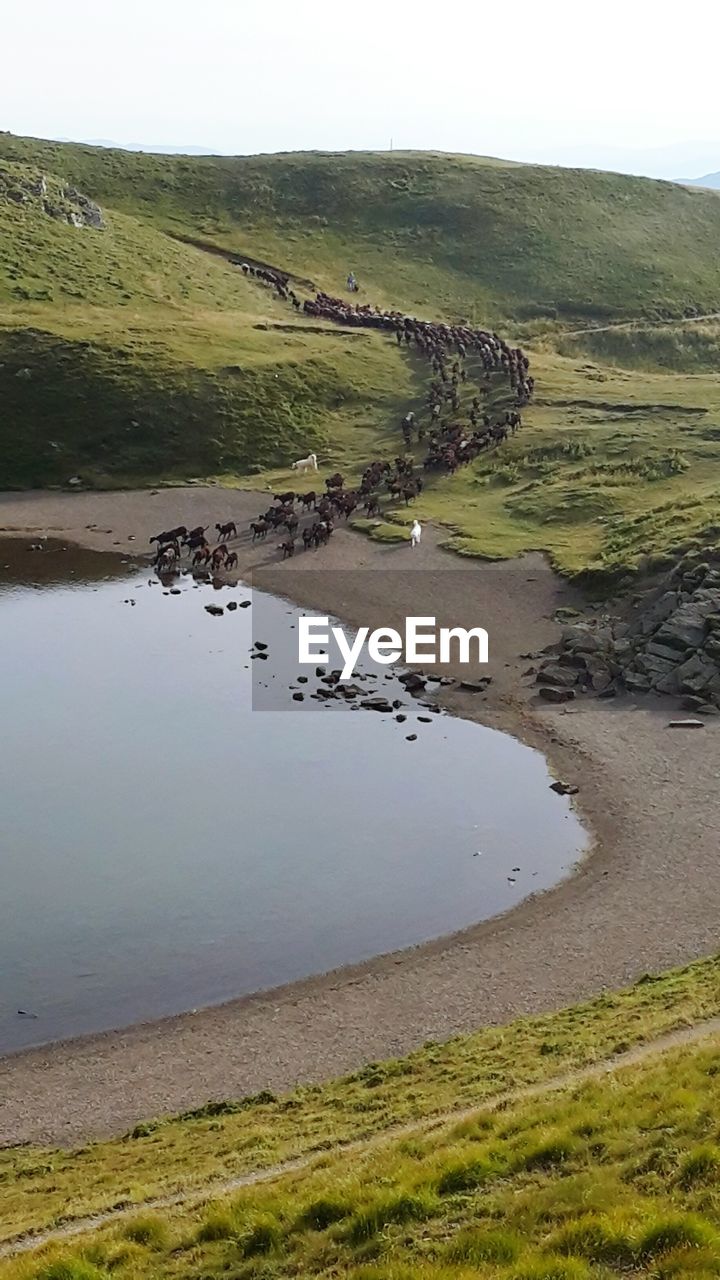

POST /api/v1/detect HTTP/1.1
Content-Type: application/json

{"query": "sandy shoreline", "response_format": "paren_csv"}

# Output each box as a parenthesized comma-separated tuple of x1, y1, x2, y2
(1, 486, 718, 1147)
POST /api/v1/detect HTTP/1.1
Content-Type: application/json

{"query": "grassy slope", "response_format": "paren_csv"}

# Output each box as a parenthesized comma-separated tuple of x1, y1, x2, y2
(3, 134, 720, 567)
(3, 955, 720, 1276)
(372, 349, 720, 579)
(2, 955, 720, 1246)
(5, 137, 720, 321)
(0, 154, 415, 486)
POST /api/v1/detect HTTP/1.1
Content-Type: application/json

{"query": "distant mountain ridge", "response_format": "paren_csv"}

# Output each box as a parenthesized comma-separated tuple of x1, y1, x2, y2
(684, 171, 720, 189)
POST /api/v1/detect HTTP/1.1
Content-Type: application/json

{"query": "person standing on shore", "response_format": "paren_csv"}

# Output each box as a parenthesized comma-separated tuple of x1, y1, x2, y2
(410, 519, 422, 548)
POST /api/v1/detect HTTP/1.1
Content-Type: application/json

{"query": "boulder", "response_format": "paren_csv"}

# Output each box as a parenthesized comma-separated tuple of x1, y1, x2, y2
(646, 640, 685, 663)
(398, 672, 427, 693)
(538, 686, 575, 703)
(360, 697, 394, 713)
(535, 663, 578, 689)
(680, 694, 706, 711)
(638, 591, 679, 636)
(623, 672, 652, 693)
(204, 604, 224, 617)
(654, 605, 709, 652)
(635, 653, 679, 677)
(561, 625, 601, 653)
(675, 651, 718, 695)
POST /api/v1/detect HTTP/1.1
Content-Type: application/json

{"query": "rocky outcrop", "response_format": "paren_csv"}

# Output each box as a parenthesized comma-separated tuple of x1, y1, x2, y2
(0, 163, 104, 229)
(534, 552, 720, 711)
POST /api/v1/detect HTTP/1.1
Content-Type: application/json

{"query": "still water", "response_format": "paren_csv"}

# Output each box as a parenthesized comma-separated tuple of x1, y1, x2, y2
(0, 542, 586, 1053)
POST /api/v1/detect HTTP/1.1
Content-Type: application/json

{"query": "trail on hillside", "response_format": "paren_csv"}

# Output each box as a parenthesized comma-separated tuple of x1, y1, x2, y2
(563, 310, 720, 338)
(4, 1013, 720, 1261)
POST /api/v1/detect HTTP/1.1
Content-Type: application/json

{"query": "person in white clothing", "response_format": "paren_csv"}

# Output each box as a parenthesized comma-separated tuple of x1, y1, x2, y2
(410, 520, 421, 548)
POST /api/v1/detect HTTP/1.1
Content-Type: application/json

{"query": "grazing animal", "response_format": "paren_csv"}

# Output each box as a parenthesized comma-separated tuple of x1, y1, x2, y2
(183, 534, 208, 554)
(274, 491, 296, 506)
(250, 520, 270, 541)
(292, 452, 318, 473)
(410, 519, 422, 548)
(283, 513, 299, 534)
(150, 526, 186, 547)
(314, 519, 333, 546)
(225, 551, 238, 570)
(215, 521, 237, 541)
(302, 526, 315, 550)
(299, 490, 316, 510)
(155, 547, 179, 572)
(186, 525, 207, 540)
(325, 472, 344, 491)
(154, 540, 179, 563)
(280, 539, 295, 559)
(193, 547, 212, 566)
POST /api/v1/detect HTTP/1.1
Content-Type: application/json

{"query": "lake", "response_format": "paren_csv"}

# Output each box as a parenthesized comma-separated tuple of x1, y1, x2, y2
(0, 541, 586, 1053)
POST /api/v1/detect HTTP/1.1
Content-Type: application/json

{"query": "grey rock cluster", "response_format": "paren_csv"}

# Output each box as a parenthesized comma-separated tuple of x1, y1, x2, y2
(1, 164, 104, 229)
(535, 553, 720, 712)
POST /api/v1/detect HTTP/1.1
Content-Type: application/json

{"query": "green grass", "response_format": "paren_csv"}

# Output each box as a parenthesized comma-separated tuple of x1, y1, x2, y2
(4, 134, 720, 571)
(5, 139, 720, 322)
(2, 954, 720, 1245)
(7, 999, 720, 1279)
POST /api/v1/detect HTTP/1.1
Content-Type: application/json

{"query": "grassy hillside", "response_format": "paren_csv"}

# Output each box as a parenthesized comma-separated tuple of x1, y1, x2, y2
(3, 953, 720, 1275)
(5, 135, 720, 322)
(0, 155, 415, 486)
(4, 133, 720, 573)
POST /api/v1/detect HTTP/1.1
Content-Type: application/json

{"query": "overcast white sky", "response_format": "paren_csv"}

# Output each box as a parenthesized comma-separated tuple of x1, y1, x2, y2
(3, 0, 719, 178)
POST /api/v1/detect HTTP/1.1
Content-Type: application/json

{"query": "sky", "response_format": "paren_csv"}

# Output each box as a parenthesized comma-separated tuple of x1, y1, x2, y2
(3, 0, 720, 179)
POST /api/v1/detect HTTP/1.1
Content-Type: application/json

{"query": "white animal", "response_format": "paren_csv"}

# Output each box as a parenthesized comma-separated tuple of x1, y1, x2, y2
(292, 452, 318, 473)
(410, 519, 422, 548)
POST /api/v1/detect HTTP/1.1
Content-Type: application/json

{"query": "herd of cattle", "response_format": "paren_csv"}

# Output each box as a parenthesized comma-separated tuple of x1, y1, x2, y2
(149, 263, 533, 573)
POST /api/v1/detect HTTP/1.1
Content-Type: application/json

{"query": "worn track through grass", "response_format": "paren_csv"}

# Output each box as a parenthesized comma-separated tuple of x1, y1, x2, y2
(5, 1013, 720, 1262)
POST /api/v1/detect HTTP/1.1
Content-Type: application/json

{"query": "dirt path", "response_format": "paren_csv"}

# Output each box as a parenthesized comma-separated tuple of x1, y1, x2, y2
(562, 311, 720, 338)
(4, 1013, 720, 1260)
(0, 488, 718, 1148)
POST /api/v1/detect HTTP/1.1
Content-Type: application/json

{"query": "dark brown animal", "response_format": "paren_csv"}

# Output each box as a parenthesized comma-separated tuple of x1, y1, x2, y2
(215, 521, 237, 540)
(150, 526, 186, 547)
